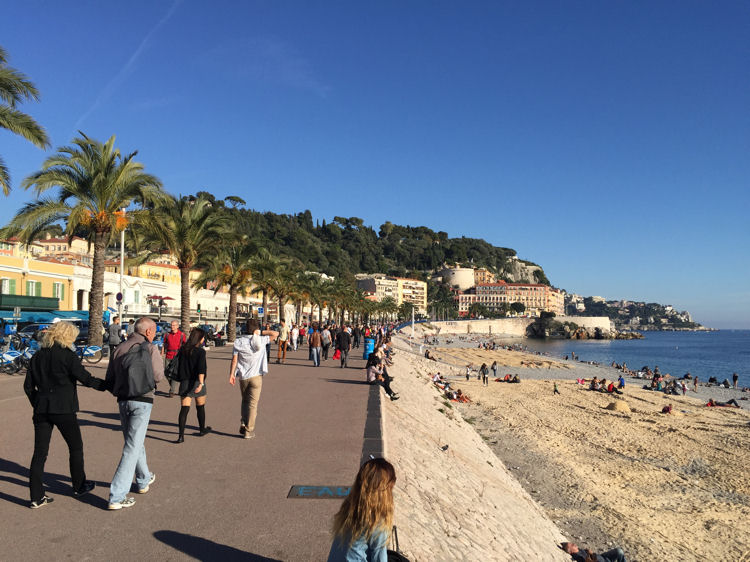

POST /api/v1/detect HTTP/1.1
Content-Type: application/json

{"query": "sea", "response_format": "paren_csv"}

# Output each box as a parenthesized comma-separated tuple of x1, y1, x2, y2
(490, 330, 750, 388)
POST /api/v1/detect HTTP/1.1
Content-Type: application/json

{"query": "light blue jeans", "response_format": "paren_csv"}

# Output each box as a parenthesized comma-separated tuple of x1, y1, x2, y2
(109, 400, 153, 503)
(311, 347, 321, 367)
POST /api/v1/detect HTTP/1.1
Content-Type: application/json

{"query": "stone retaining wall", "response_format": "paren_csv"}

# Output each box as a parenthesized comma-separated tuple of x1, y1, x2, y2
(383, 339, 569, 561)
(422, 316, 612, 336)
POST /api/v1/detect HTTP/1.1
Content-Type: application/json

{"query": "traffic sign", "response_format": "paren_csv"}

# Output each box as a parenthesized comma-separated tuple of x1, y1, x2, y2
(116, 292, 123, 303)
(257, 307, 264, 317)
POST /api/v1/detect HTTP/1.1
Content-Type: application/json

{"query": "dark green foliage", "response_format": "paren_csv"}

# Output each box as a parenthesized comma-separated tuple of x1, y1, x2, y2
(212, 201, 544, 281)
(510, 302, 526, 314)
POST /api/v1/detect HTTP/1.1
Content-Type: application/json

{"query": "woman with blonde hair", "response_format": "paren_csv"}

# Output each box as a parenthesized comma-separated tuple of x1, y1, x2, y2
(23, 321, 107, 508)
(328, 458, 396, 561)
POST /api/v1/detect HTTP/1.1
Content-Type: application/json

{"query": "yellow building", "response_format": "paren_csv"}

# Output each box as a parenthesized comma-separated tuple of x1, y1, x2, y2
(397, 277, 427, 315)
(356, 274, 427, 316)
(36, 235, 93, 266)
(474, 267, 496, 285)
(464, 282, 565, 317)
(0, 252, 76, 310)
(105, 260, 182, 285)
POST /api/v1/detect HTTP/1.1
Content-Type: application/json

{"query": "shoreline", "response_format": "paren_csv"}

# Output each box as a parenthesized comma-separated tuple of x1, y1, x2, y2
(408, 332, 749, 404)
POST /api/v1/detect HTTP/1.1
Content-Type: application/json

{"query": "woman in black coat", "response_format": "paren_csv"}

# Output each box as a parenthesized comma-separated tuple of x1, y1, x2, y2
(174, 327, 210, 443)
(23, 321, 107, 508)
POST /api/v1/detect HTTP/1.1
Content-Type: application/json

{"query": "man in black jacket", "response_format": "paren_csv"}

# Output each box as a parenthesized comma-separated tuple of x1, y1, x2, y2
(24, 321, 107, 508)
(335, 326, 352, 368)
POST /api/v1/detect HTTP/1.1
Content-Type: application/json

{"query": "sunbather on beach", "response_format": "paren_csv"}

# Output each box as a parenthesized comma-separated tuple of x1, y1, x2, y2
(606, 381, 622, 395)
(561, 541, 627, 562)
(706, 398, 740, 408)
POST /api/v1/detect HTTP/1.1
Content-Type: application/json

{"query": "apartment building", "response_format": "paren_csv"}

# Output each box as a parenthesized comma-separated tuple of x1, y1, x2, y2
(458, 281, 564, 317)
(356, 274, 428, 315)
(473, 267, 496, 285)
(397, 277, 427, 315)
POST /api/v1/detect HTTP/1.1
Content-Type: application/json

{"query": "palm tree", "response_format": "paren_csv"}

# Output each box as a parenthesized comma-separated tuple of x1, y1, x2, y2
(3, 134, 163, 345)
(0, 46, 50, 194)
(248, 249, 280, 322)
(379, 296, 398, 323)
(304, 274, 329, 324)
(135, 195, 231, 332)
(289, 271, 314, 325)
(191, 239, 257, 342)
(265, 263, 296, 323)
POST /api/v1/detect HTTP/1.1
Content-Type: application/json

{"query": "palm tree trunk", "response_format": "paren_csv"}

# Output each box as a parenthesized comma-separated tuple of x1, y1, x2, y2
(180, 266, 191, 333)
(317, 302, 323, 324)
(296, 300, 302, 325)
(228, 287, 237, 342)
(278, 296, 283, 322)
(87, 232, 108, 346)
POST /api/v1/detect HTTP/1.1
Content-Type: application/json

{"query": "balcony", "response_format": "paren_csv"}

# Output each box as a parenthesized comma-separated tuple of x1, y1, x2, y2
(0, 294, 60, 311)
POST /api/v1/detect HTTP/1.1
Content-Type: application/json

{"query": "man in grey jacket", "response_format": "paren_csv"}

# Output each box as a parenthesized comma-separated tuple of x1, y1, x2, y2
(105, 317, 164, 510)
(107, 316, 122, 357)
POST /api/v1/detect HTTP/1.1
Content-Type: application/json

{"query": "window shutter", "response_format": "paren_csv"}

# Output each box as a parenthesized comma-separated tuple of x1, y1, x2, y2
(61, 284, 65, 300)
(9, 279, 15, 295)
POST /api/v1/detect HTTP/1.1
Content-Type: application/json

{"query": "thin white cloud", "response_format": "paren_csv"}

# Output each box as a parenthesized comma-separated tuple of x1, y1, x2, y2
(74, 0, 183, 130)
(205, 36, 331, 98)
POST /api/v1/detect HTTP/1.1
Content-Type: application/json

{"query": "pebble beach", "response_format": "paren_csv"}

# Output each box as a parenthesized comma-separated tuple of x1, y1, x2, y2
(389, 332, 750, 561)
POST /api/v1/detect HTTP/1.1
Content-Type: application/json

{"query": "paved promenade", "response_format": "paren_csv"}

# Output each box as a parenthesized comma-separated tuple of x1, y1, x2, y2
(0, 344, 371, 561)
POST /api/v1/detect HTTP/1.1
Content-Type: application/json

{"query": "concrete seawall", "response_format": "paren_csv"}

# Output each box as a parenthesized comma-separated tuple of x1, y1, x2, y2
(421, 316, 612, 336)
(385, 338, 569, 561)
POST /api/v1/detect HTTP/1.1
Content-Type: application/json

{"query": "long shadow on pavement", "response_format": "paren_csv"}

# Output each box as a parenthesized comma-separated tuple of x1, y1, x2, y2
(0, 458, 110, 508)
(324, 379, 370, 385)
(154, 530, 283, 561)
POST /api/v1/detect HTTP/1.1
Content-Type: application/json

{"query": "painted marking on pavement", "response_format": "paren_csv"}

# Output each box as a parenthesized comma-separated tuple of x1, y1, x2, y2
(287, 485, 350, 499)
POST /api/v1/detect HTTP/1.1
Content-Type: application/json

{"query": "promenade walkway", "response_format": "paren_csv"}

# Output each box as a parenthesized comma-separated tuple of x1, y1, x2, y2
(0, 344, 371, 561)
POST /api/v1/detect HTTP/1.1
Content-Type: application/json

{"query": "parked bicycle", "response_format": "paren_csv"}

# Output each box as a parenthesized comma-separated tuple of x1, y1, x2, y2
(0, 350, 23, 374)
(75, 343, 103, 364)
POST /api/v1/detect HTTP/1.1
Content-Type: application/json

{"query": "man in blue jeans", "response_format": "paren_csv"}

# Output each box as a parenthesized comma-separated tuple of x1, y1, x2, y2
(104, 317, 164, 510)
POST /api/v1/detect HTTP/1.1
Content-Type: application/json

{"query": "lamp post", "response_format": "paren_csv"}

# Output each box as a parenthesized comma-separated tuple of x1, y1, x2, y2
(118, 208, 125, 322)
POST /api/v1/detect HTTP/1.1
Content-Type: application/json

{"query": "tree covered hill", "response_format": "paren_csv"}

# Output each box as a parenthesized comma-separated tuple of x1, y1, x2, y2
(198, 193, 548, 283)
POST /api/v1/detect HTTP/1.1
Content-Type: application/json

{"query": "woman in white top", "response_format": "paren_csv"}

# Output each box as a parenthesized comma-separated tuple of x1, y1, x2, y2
(290, 324, 299, 351)
(228, 319, 278, 439)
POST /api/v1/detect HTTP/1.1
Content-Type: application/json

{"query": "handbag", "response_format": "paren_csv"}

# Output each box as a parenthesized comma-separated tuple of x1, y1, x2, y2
(165, 353, 180, 382)
(332, 349, 341, 360)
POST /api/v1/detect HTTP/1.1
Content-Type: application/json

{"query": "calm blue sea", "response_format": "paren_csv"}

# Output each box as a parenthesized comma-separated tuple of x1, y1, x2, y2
(495, 330, 750, 388)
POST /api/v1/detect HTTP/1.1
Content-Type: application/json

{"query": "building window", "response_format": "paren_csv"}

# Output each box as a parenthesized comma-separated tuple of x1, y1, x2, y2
(134, 290, 140, 303)
(26, 280, 42, 296)
(1, 278, 16, 294)
(53, 282, 65, 300)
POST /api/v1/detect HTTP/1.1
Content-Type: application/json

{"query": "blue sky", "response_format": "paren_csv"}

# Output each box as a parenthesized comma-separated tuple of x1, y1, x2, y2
(2, 1, 749, 328)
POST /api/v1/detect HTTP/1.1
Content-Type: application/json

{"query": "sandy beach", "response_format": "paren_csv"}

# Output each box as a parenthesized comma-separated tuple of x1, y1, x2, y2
(407, 339, 750, 561)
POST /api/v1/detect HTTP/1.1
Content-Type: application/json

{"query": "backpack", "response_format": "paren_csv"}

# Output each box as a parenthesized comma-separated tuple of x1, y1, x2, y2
(113, 342, 155, 399)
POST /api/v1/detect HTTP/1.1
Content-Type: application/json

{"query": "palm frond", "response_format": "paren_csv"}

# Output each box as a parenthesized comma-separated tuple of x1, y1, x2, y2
(0, 105, 50, 148)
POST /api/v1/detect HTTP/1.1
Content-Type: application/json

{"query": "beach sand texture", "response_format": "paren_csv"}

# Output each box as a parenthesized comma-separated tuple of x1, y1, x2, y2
(430, 346, 572, 370)
(453, 375, 750, 561)
(385, 344, 570, 562)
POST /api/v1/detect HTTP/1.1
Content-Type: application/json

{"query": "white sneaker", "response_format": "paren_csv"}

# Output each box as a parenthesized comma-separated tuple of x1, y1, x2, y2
(136, 473, 156, 494)
(108, 497, 136, 510)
